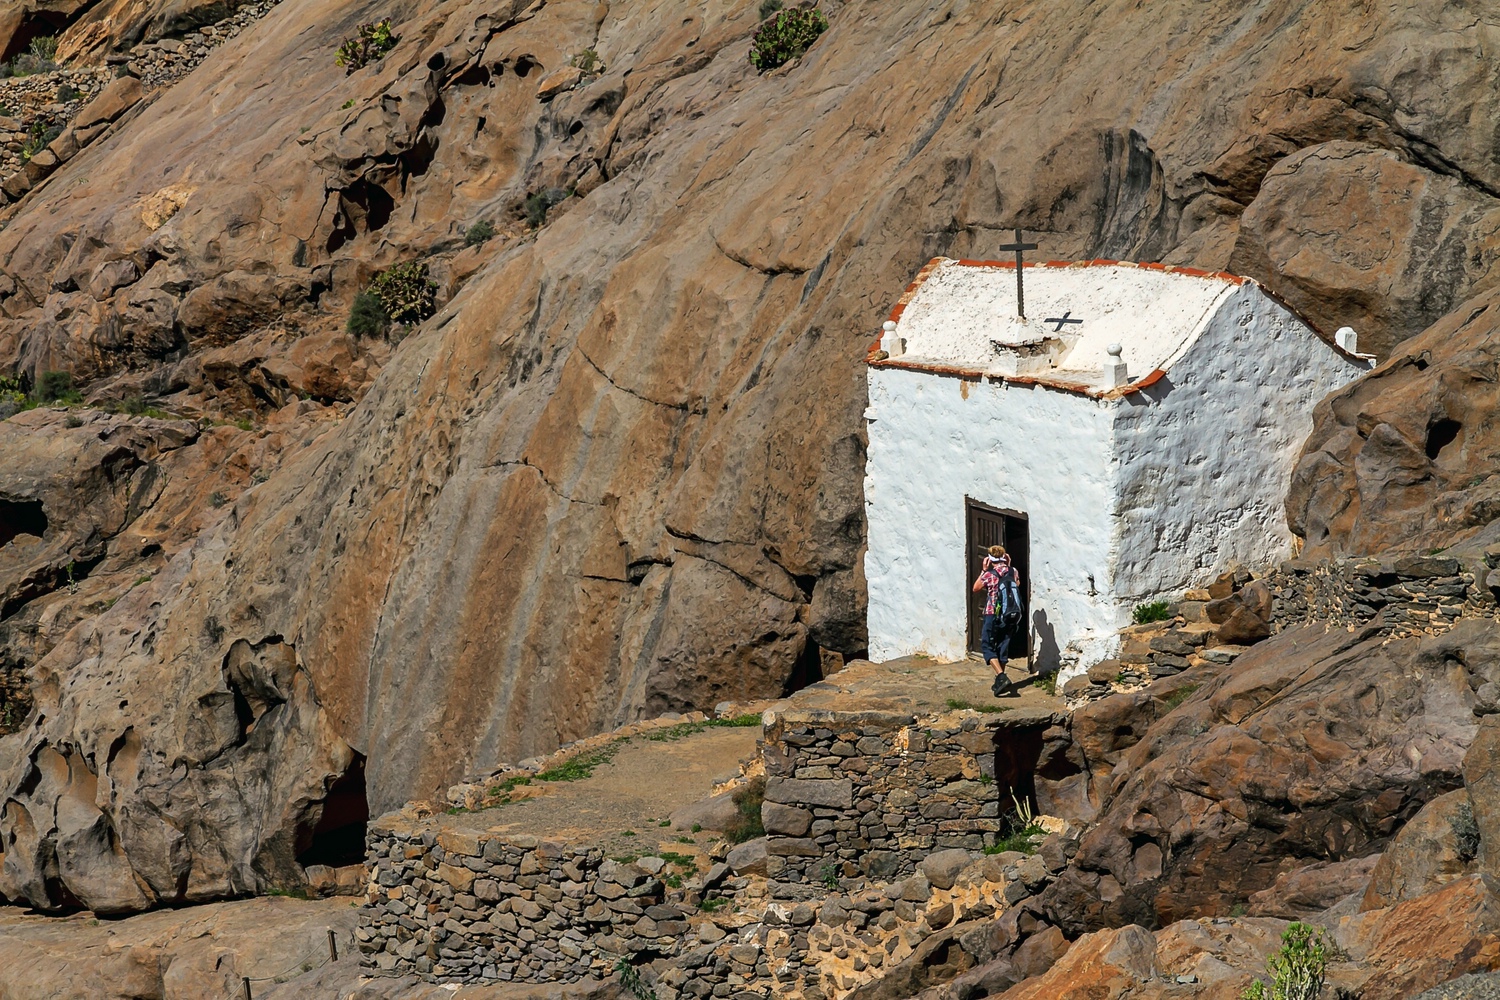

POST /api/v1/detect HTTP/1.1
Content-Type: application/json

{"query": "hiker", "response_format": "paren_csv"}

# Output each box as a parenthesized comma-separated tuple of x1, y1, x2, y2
(973, 545, 1023, 697)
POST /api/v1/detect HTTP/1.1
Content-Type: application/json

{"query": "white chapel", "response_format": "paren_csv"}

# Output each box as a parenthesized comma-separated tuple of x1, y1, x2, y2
(863, 256, 1372, 679)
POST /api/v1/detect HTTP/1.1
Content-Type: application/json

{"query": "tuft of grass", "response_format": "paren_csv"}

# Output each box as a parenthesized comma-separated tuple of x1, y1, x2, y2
(690, 823, 702, 833)
(568, 49, 602, 74)
(676, 836, 695, 844)
(945, 697, 1012, 715)
(645, 714, 761, 742)
(341, 98, 354, 109)
(621, 829, 636, 837)
(725, 776, 765, 844)
(1162, 683, 1201, 710)
(1133, 600, 1173, 625)
(208, 491, 228, 508)
(1034, 672, 1058, 697)
(987, 824, 1044, 855)
(611, 854, 638, 864)
(346, 289, 389, 337)
(535, 739, 626, 782)
(464, 219, 495, 246)
(700, 897, 727, 912)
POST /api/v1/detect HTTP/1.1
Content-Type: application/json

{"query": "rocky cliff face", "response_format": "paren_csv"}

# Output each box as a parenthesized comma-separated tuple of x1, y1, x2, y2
(1, 0, 1499, 914)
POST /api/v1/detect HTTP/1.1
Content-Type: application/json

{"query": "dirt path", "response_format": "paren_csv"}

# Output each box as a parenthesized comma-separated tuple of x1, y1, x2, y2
(430, 655, 1061, 862)
(441, 723, 759, 861)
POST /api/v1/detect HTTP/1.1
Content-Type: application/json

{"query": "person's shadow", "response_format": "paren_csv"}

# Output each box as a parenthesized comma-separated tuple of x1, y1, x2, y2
(1019, 609, 1061, 685)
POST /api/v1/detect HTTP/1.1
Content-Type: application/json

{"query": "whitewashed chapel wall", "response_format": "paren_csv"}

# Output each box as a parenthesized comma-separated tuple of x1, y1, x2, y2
(1110, 285, 1369, 604)
(864, 367, 1118, 669)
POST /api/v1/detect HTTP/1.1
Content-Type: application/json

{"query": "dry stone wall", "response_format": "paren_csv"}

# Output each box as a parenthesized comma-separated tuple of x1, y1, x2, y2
(1265, 553, 1498, 636)
(0, 0, 282, 206)
(759, 709, 1056, 882)
(359, 708, 1074, 994)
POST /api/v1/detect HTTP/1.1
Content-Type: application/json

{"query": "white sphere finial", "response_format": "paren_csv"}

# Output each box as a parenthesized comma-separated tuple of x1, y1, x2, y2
(879, 320, 904, 358)
(1107, 343, 1123, 359)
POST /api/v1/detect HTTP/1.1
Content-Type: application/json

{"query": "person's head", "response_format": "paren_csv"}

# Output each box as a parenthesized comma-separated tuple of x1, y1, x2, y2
(985, 544, 1010, 568)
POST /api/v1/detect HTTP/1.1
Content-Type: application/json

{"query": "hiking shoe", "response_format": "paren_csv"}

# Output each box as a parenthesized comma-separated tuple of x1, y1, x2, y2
(991, 675, 1014, 698)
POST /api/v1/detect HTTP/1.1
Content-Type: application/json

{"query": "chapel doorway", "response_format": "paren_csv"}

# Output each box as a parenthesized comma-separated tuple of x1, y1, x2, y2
(966, 499, 1030, 659)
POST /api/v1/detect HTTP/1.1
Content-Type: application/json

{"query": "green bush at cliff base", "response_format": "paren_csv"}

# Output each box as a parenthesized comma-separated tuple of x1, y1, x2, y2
(35, 370, 81, 404)
(346, 290, 389, 337)
(748, 8, 828, 72)
(1132, 600, 1172, 625)
(1240, 922, 1328, 1000)
(368, 260, 437, 325)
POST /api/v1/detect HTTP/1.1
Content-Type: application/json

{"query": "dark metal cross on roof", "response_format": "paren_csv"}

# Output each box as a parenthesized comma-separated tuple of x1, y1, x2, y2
(1043, 311, 1082, 333)
(996, 228, 1038, 319)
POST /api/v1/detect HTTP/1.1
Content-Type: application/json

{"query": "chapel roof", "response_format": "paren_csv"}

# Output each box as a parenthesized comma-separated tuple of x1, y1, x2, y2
(865, 257, 1345, 398)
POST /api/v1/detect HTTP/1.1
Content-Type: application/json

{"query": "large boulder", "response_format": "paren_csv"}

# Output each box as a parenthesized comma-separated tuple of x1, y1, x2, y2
(1361, 789, 1479, 910)
(1465, 716, 1500, 879)
(1289, 284, 1500, 558)
(1040, 620, 1496, 933)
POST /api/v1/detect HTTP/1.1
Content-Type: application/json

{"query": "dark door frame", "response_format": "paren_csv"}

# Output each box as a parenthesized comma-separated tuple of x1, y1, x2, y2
(965, 497, 1031, 658)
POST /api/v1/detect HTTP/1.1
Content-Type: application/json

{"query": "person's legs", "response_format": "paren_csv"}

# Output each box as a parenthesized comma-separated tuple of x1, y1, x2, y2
(982, 614, 1014, 696)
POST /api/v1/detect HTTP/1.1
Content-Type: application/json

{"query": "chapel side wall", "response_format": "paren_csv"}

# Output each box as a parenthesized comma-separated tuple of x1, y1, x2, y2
(1110, 285, 1368, 603)
(865, 366, 1117, 668)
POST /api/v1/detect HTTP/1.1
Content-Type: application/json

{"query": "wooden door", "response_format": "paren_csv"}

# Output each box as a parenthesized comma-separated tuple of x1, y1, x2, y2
(966, 500, 1030, 657)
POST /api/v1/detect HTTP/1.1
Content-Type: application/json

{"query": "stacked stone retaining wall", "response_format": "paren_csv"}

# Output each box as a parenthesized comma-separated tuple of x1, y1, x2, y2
(759, 709, 1058, 882)
(1265, 553, 1497, 637)
(359, 708, 1069, 992)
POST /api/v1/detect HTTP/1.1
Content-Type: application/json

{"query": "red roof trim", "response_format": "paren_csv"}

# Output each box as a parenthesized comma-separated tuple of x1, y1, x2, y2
(865, 354, 1171, 400)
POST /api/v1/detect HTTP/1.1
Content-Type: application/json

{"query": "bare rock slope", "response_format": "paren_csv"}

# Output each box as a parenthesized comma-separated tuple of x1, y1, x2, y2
(1, 0, 1499, 915)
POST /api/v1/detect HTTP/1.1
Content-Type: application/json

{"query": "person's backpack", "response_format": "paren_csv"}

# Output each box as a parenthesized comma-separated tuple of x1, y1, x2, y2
(998, 573, 1022, 627)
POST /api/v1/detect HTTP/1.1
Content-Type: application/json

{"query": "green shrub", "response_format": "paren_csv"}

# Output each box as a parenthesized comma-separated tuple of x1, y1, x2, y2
(336, 19, 398, 74)
(1241, 922, 1329, 1000)
(1454, 800, 1481, 863)
(615, 956, 659, 1000)
(0, 374, 27, 412)
(758, 0, 784, 19)
(346, 290, 389, 337)
(748, 8, 828, 72)
(29, 36, 58, 61)
(56, 82, 82, 102)
(569, 49, 602, 74)
(1162, 683, 1201, 710)
(724, 776, 765, 844)
(464, 219, 495, 246)
(368, 261, 437, 324)
(524, 188, 569, 228)
(20, 123, 61, 161)
(35, 370, 80, 404)
(1133, 600, 1173, 625)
